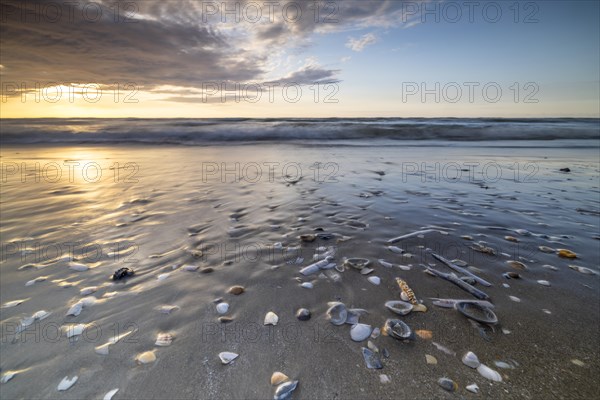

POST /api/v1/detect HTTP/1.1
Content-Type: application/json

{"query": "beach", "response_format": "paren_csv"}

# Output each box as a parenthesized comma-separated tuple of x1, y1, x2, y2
(1, 136, 599, 399)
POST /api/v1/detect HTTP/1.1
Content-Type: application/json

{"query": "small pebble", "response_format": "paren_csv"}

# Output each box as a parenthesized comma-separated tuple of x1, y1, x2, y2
(300, 282, 313, 289)
(228, 285, 245, 295)
(296, 308, 311, 321)
(379, 374, 391, 384)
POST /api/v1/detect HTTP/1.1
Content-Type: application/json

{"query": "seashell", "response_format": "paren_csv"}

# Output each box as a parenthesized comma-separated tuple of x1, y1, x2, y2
(155, 333, 173, 346)
(80, 296, 97, 307)
(400, 292, 410, 302)
(228, 285, 245, 295)
(300, 282, 313, 289)
(462, 351, 481, 368)
(271, 372, 289, 386)
(2, 299, 28, 308)
(466, 383, 479, 393)
(503, 271, 521, 279)
(136, 351, 156, 364)
(80, 286, 98, 295)
(345, 308, 367, 325)
(538, 246, 555, 253)
(32, 310, 51, 320)
(218, 316, 234, 323)
(378, 259, 394, 268)
(543, 264, 559, 271)
(382, 319, 413, 341)
(65, 323, 86, 338)
(398, 264, 412, 271)
(515, 229, 531, 236)
(216, 303, 229, 314)
(569, 265, 597, 275)
(504, 236, 519, 242)
(385, 300, 413, 316)
(571, 359, 585, 367)
(182, 264, 199, 271)
(438, 377, 457, 392)
(295, 308, 311, 321)
(264, 311, 279, 325)
(507, 260, 528, 270)
(395, 278, 418, 305)
(379, 374, 391, 384)
(494, 360, 516, 369)
(371, 327, 380, 339)
(367, 340, 378, 353)
(344, 258, 370, 270)
(25, 276, 47, 286)
(456, 301, 498, 325)
(387, 246, 404, 254)
(69, 262, 89, 271)
(367, 276, 381, 285)
(425, 354, 437, 365)
(451, 259, 468, 267)
(360, 268, 374, 275)
(350, 323, 372, 342)
(103, 389, 119, 400)
(477, 363, 502, 382)
(326, 302, 347, 325)
(95, 343, 111, 355)
(509, 295, 521, 302)
(218, 351, 238, 364)
(274, 380, 298, 400)
(157, 273, 170, 280)
(537, 280, 551, 286)
(1, 371, 17, 384)
(412, 304, 428, 313)
(112, 267, 134, 280)
(557, 249, 577, 259)
(361, 347, 382, 369)
(57, 376, 78, 391)
(66, 302, 83, 316)
(461, 235, 473, 240)
(415, 330, 432, 340)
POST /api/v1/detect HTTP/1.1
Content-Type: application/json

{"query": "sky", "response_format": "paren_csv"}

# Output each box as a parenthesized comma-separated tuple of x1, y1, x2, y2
(0, 0, 599, 118)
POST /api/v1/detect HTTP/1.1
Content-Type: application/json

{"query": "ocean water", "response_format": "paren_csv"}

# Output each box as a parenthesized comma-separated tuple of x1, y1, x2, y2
(0, 120, 599, 399)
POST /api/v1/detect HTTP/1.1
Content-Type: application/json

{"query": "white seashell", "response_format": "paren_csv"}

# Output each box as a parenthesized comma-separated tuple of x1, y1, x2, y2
(136, 351, 156, 364)
(264, 311, 279, 326)
(32, 310, 51, 320)
(477, 363, 502, 382)
(65, 324, 86, 338)
(66, 302, 83, 316)
(543, 264, 559, 271)
(216, 302, 229, 314)
(537, 280, 551, 286)
(398, 265, 412, 271)
(103, 389, 119, 400)
(182, 264, 199, 271)
(80, 286, 98, 295)
(157, 305, 179, 314)
(155, 333, 173, 346)
(502, 283, 510, 288)
(378, 259, 393, 268)
(218, 351, 238, 364)
(68, 262, 89, 271)
(466, 383, 479, 393)
(350, 323, 372, 342)
(57, 376, 78, 391)
(2, 299, 28, 308)
(400, 292, 410, 302)
(300, 282, 313, 289)
(387, 246, 404, 254)
(367, 276, 381, 285)
(1, 371, 17, 384)
(25, 276, 47, 286)
(95, 343, 111, 355)
(271, 371, 289, 386)
(509, 296, 521, 302)
(569, 265, 597, 275)
(80, 296, 97, 307)
(157, 273, 170, 281)
(462, 351, 481, 368)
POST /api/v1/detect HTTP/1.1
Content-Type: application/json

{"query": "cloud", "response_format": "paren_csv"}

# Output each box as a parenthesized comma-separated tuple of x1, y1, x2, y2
(346, 33, 377, 52)
(0, 0, 418, 98)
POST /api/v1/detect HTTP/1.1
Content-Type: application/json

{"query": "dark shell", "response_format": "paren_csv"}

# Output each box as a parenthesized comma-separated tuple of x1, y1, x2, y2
(456, 301, 498, 325)
(383, 319, 414, 341)
(112, 267, 134, 280)
(362, 347, 383, 369)
(296, 308, 311, 321)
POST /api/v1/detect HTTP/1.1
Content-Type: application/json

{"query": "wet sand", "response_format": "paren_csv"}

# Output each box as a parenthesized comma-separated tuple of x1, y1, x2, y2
(1, 143, 599, 399)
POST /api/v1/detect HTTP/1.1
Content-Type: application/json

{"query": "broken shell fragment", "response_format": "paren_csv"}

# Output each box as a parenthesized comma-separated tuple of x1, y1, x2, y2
(385, 300, 413, 316)
(271, 372, 289, 386)
(456, 301, 498, 325)
(274, 380, 298, 400)
(507, 260, 528, 270)
(219, 351, 239, 365)
(350, 323, 372, 342)
(382, 319, 413, 341)
(438, 377, 458, 392)
(136, 351, 156, 364)
(326, 302, 347, 325)
(477, 363, 502, 382)
(264, 311, 279, 325)
(462, 351, 481, 368)
(344, 258, 370, 270)
(155, 333, 173, 346)
(362, 347, 383, 369)
(557, 249, 577, 259)
(57, 376, 78, 391)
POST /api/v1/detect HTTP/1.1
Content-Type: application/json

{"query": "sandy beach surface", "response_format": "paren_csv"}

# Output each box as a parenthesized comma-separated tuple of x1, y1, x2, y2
(1, 142, 599, 399)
